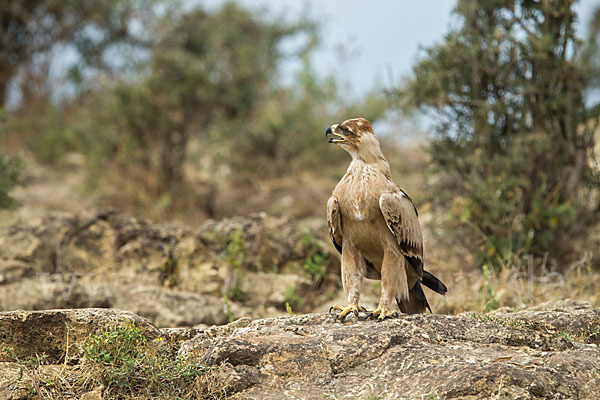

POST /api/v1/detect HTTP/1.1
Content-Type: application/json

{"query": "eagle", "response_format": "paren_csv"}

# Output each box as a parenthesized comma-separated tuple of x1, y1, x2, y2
(325, 117, 447, 321)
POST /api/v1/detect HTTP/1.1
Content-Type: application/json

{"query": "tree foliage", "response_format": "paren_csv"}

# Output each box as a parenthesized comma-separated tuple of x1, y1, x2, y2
(2, 1, 386, 214)
(397, 0, 600, 268)
(582, 4, 600, 93)
(82, 4, 320, 192)
(0, 152, 23, 210)
(0, 0, 153, 103)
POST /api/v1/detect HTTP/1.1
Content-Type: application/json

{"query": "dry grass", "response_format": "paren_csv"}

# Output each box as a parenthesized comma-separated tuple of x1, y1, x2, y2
(423, 240, 600, 314)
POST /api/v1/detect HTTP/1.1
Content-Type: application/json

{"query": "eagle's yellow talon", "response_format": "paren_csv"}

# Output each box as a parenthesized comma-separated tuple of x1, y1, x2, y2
(369, 307, 397, 321)
(329, 304, 364, 322)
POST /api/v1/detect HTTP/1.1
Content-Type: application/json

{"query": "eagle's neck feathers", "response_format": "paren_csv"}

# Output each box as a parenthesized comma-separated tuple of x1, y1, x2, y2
(346, 146, 392, 181)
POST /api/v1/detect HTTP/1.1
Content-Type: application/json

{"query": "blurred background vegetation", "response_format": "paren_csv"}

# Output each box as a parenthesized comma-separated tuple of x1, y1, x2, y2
(396, 0, 600, 272)
(1, 0, 599, 282)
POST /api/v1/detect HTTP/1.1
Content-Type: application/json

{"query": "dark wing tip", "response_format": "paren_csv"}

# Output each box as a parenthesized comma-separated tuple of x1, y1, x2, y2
(332, 238, 342, 254)
(329, 231, 342, 254)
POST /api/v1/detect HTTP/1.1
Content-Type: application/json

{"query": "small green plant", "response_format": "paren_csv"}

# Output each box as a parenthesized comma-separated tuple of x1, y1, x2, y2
(301, 230, 329, 284)
(558, 328, 594, 344)
(285, 302, 295, 316)
(83, 319, 224, 398)
(9, 349, 67, 396)
(470, 314, 527, 329)
(20, 354, 49, 370)
(227, 284, 245, 302)
(364, 384, 385, 400)
(0, 151, 24, 210)
(480, 264, 499, 312)
(283, 286, 304, 310)
(221, 228, 248, 302)
(159, 245, 178, 287)
(222, 228, 247, 269)
(223, 295, 234, 323)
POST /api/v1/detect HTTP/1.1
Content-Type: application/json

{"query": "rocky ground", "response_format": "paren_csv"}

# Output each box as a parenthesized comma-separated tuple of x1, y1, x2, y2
(1, 208, 599, 398)
(0, 208, 343, 328)
(0, 300, 599, 399)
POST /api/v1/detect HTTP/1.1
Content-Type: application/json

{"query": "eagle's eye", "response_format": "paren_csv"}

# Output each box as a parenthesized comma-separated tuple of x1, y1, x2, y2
(340, 127, 354, 136)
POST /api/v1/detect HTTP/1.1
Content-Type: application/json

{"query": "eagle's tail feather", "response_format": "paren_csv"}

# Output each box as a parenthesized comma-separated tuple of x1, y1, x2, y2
(397, 271, 447, 315)
(396, 281, 431, 314)
(421, 270, 447, 295)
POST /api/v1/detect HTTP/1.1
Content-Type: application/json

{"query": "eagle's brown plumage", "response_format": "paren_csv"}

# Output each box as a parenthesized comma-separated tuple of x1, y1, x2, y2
(326, 117, 447, 321)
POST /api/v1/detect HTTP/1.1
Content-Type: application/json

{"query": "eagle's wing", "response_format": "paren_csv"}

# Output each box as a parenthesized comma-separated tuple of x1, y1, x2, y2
(379, 189, 423, 279)
(327, 196, 342, 254)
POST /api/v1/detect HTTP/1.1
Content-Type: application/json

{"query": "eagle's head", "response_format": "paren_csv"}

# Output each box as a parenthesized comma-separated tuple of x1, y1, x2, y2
(325, 118, 383, 161)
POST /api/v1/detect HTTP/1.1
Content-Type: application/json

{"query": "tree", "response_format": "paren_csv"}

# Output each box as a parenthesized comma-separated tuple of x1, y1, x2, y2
(0, 111, 23, 209)
(0, 0, 153, 104)
(582, 5, 600, 95)
(0, 153, 23, 210)
(396, 0, 600, 268)
(91, 3, 316, 192)
(88, 3, 385, 194)
(3, 1, 386, 216)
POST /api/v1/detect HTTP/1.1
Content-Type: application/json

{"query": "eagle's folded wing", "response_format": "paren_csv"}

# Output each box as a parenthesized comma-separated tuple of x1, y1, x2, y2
(379, 190, 423, 279)
(327, 196, 343, 254)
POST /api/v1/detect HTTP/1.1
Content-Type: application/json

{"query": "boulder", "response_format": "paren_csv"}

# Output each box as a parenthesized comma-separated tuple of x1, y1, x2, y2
(0, 303, 598, 398)
(0, 308, 160, 363)
(179, 302, 600, 399)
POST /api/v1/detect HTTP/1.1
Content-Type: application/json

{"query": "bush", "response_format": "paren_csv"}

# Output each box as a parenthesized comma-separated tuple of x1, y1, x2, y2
(396, 0, 600, 269)
(0, 154, 23, 210)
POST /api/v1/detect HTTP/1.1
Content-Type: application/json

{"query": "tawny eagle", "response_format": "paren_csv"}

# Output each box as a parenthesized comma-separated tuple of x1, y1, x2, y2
(326, 118, 447, 321)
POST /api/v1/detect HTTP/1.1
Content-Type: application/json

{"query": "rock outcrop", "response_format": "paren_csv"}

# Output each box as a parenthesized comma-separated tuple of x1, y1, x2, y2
(1, 301, 598, 399)
(0, 308, 161, 363)
(0, 210, 338, 327)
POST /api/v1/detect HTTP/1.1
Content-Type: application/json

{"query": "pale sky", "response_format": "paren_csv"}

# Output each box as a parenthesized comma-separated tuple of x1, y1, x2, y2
(203, 0, 600, 98)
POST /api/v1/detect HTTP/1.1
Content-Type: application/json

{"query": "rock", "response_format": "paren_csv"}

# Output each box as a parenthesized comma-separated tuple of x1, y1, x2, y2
(527, 298, 594, 312)
(112, 286, 233, 327)
(198, 212, 322, 273)
(492, 300, 600, 345)
(79, 387, 103, 400)
(0, 308, 160, 363)
(0, 229, 42, 263)
(160, 327, 203, 344)
(178, 302, 600, 399)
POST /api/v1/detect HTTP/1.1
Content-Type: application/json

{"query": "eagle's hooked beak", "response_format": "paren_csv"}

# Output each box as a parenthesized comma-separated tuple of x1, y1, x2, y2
(326, 124, 344, 143)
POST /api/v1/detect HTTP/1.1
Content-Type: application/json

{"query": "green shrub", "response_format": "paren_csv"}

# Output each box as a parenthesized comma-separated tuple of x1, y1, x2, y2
(0, 151, 24, 210)
(301, 230, 329, 284)
(397, 0, 600, 269)
(480, 264, 499, 312)
(3, 2, 386, 217)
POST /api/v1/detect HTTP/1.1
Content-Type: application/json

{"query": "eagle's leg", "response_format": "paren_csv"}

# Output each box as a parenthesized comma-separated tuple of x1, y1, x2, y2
(330, 241, 367, 322)
(370, 251, 407, 321)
